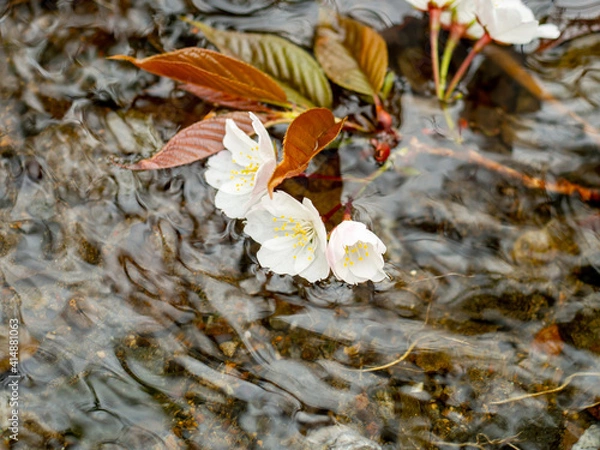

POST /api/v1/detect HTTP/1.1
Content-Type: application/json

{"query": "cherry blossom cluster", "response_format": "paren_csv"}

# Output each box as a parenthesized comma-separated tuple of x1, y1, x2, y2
(408, 0, 560, 44)
(405, 0, 560, 101)
(205, 113, 387, 284)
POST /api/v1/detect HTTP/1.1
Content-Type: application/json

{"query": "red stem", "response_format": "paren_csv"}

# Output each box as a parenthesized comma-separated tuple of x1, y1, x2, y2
(444, 33, 492, 102)
(296, 173, 345, 182)
(342, 202, 353, 221)
(322, 202, 344, 223)
(428, 7, 442, 99)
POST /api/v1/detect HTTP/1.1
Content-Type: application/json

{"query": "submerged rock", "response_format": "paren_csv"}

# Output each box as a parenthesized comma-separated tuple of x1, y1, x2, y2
(306, 424, 382, 450)
(572, 424, 600, 450)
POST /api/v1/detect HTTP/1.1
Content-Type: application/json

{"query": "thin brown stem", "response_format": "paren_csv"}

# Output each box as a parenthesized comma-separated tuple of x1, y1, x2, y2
(490, 372, 600, 405)
(297, 173, 344, 182)
(352, 335, 429, 372)
(444, 33, 492, 102)
(409, 138, 600, 202)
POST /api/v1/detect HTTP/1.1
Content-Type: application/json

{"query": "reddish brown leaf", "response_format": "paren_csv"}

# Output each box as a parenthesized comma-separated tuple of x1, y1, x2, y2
(268, 108, 345, 194)
(315, 15, 388, 98)
(340, 16, 388, 95)
(123, 112, 255, 170)
(531, 324, 564, 356)
(179, 83, 272, 112)
(187, 20, 332, 108)
(110, 48, 288, 106)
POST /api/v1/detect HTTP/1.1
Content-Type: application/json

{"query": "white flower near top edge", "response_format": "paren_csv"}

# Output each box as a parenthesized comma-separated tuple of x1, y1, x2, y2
(244, 191, 330, 282)
(204, 112, 276, 219)
(326, 220, 387, 285)
(441, 0, 484, 39)
(476, 0, 560, 45)
(405, 0, 455, 11)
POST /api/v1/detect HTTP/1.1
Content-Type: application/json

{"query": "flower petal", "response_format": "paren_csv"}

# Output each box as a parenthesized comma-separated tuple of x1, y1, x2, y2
(332, 260, 351, 281)
(404, 0, 429, 10)
(249, 112, 276, 164)
(250, 159, 275, 201)
(223, 118, 260, 164)
(298, 251, 330, 282)
(256, 246, 299, 275)
(205, 151, 235, 189)
(326, 220, 387, 284)
(495, 20, 539, 44)
(262, 235, 300, 251)
(477, 0, 558, 45)
(336, 221, 368, 246)
(245, 191, 329, 281)
(453, 0, 476, 25)
(214, 190, 251, 219)
(350, 254, 385, 280)
(218, 173, 256, 195)
(261, 192, 313, 222)
(326, 233, 345, 266)
(206, 149, 256, 196)
(301, 197, 328, 247)
(536, 23, 560, 39)
(338, 268, 364, 285)
(244, 209, 277, 243)
(466, 21, 484, 39)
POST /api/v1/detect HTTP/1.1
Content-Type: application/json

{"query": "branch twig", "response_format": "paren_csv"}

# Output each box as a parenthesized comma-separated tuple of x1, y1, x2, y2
(490, 371, 600, 405)
(352, 335, 429, 372)
(409, 138, 600, 202)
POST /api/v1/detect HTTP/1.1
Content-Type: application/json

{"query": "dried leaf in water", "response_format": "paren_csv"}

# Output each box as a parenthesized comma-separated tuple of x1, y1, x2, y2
(189, 20, 332, 109)
(268, 108, 345, 193)
(531, 323, 564, 356)
(123, 112, 255, 170)
(179, 83, 272, 112)
(110, 48, 289, 107)
(315, 15, 388, 98)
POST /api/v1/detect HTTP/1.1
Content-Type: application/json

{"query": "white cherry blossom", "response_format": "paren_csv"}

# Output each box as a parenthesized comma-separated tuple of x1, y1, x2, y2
(244, 191, 330, 282)
(405, 0, 455, 11)
(326, 220, 387, 285)
(476, 0, 560, 45)
(204, 112, 276, 219)
(441, 0, 484, 39)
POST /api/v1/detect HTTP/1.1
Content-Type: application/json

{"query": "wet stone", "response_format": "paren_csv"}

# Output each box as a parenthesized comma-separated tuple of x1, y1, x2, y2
(562, 308, 600, 355)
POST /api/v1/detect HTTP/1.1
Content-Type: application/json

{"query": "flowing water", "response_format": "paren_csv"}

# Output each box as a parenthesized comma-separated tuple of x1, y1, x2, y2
(1, 1, 600, 449)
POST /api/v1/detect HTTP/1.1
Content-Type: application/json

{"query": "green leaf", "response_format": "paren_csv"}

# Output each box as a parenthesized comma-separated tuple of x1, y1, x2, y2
(187, 20, 333, 109)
